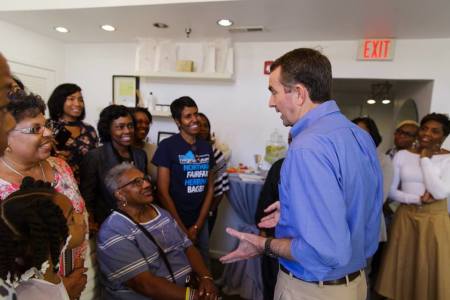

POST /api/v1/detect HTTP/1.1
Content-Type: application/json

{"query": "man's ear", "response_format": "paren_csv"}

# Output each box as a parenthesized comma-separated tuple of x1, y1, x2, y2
(293, 84, 308, 107)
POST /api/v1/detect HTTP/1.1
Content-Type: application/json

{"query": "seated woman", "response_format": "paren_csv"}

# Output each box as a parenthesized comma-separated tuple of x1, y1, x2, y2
(0, 91, 93, 299)
(47, 83, 99, 184)
(80, 105, 147, 226)
(0, 177, 86, 300)
(130, 107, 157, 183)
(97, 163, 218, 300)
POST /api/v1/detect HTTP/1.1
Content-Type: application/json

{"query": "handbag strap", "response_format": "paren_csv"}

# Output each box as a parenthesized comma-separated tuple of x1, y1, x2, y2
(115, 209, 176, 283)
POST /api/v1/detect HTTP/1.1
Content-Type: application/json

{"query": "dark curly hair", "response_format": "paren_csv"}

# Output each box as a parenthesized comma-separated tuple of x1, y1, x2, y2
(97, 105, 135, 143)
(420, 113, 450, 138)
(0, 177, 68, 281)
(7, 90, 46, 123)
(47, 83, 84, 121)
(352, 116, 383, 147)
(130, 107, 152, 124)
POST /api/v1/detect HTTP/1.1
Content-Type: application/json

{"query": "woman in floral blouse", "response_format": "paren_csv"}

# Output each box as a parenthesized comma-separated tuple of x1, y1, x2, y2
(47, 83, 98, 183)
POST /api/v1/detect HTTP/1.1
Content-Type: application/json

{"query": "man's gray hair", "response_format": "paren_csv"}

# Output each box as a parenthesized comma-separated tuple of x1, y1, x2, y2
(104, 162, 137, 196)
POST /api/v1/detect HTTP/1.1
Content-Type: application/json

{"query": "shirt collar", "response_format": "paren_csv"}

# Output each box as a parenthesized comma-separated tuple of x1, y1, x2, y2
(290, 100, 340, 138)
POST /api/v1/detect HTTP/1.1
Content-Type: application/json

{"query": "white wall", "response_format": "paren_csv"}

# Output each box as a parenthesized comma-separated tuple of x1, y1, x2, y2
(63, 39, 450, 165)
(0, 20, 65, 98)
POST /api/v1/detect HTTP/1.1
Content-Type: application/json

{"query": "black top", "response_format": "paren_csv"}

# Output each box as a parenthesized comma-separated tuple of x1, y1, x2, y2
(79, 142, 147, 224)
(254, 158, 284, 237)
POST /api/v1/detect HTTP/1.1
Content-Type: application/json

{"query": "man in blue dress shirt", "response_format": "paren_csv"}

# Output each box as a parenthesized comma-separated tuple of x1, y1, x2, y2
(220, 48, 383, 300)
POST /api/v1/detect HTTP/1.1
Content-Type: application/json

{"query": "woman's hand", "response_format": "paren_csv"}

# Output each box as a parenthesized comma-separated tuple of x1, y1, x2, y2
(421, 191, 436, 204)
(188, 225, 198, 243)
(62, 258, 88, 300)
(197, 277, 218, 300)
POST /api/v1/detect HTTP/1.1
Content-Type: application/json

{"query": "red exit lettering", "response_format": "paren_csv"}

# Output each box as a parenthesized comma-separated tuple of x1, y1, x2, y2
(359, 39, 395, 60)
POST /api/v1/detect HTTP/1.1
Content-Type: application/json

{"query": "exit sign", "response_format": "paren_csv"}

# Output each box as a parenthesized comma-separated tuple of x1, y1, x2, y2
(358, 39, 395, 61)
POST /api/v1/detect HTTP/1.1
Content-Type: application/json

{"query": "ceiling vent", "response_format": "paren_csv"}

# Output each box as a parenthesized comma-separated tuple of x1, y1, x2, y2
(228, 26, 264, 33)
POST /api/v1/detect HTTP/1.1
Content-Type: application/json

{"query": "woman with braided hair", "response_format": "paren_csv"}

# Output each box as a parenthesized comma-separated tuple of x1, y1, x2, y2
(0, 177, 69, 299)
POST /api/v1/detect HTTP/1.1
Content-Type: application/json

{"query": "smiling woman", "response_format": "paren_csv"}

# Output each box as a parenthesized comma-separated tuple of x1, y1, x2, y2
(79, 104, 147, 227)
(47, 83, 99, 184)
(0, 91, 94, 299)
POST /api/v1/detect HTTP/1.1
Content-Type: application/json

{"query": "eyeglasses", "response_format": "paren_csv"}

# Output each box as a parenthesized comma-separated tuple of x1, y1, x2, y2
(395, 128, 416, 138)
(117, 175, 151, 190)
(13, 123, 53, 135)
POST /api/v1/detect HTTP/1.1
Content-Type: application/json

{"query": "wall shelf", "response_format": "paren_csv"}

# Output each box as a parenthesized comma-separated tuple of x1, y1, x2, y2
(136, 71, 233, 81)
(149, 109, 172, 117)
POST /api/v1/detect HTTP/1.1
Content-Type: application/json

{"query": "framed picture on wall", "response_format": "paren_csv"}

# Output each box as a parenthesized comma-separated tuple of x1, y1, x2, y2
(112, 75, 139, 106)
(157, 131, 175, 145)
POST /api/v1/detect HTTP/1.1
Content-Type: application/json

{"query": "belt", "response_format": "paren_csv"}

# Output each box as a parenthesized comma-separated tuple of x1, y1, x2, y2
(280, 264, 361, 286)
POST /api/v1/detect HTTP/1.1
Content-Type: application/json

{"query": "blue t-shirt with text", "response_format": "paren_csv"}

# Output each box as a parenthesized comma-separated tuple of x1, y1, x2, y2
(152, 134, 214, 227)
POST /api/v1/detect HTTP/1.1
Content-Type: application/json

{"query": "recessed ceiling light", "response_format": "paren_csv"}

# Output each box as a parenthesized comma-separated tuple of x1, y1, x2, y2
(217, 19, 233, 27)
(382, 99, 391, 104)
(153, 22, 169, 29)
(101, 24, 116, 32)
(367, 99, 376, 105)
(54, 26, 69, 33)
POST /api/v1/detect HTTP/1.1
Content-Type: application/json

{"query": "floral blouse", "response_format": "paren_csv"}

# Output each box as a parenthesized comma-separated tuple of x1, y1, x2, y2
(0, 157, 86, 276)
(52, 120, 99, 184)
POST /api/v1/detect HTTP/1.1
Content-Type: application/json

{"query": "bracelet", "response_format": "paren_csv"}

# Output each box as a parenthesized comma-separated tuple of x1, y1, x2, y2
(185, 287, 190, 300)
(189, 288, 196, 300)
(200, 275, 214, 281)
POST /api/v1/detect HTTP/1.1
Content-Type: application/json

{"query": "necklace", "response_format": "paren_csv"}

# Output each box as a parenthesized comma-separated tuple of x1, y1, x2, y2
(1, 158, 47, 182)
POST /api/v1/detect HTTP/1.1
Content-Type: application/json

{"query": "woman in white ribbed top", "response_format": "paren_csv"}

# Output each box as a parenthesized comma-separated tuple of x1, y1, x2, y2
(375, 113, 450, 300)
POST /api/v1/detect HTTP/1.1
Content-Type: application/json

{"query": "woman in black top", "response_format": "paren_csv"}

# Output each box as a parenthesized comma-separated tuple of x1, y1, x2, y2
(80, 105, 147, 227)
(47, 83, 98, 183)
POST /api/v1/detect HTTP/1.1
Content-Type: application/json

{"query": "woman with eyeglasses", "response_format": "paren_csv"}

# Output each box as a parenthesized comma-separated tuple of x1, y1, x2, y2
(0, 91, 94, 300)
(375, 113, 450, 300)
(97, 163, 218, 300)
(47, 83, 99, 184)
(80, 104, 147, 229)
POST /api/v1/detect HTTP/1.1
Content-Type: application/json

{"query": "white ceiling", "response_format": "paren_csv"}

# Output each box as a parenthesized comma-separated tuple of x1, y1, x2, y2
(1, 0, 450, 43)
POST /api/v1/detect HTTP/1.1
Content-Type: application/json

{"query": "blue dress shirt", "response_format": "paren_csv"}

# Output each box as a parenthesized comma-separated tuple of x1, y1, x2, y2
(276, 100, 382, 281)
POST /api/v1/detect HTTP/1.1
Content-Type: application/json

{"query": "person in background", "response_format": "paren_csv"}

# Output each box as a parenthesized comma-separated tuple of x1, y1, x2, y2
(0, 52, 17, 300)
(130, 107, 157, 183)
(152, 97, 214, 267)
(383, 120, 420, 228)
(47, 83, 99, 183)
(375, 113, 450, 300)
(254, 157, 283, 300)
(352, 116, 393, 299)
(385, 120, 419, 159)
(0, 178, 69, 299)
(220, 48, 382, 300)
(197, 112, 229, 234)
(6, 75, 25, 93)
(80, 104, 147, 227)
(97, 163, 218, 300)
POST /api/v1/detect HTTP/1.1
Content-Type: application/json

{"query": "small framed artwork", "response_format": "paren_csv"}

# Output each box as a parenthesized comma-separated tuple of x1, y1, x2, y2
(157, 131, 175, 145)
(112, 75, 139, 106)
